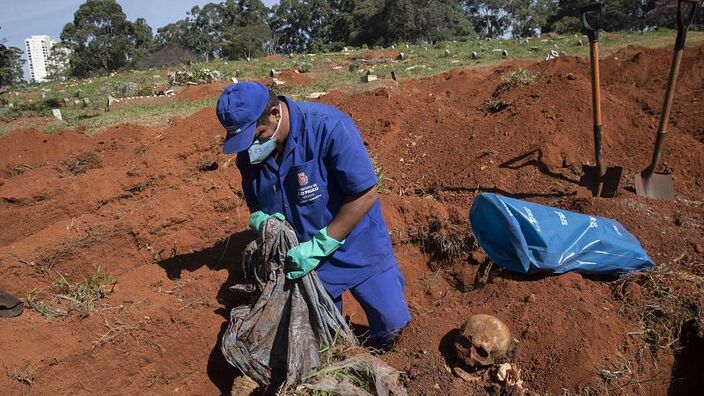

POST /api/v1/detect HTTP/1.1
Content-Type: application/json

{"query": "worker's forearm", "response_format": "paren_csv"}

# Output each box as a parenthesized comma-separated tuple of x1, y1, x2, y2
(326, 186, 378, 241)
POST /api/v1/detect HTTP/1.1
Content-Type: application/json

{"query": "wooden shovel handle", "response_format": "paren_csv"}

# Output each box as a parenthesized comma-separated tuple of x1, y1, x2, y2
(646, 0, 700, 174)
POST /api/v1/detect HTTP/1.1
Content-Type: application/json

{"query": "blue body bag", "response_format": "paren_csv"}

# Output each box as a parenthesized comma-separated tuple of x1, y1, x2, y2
(469, 193, 654, 275)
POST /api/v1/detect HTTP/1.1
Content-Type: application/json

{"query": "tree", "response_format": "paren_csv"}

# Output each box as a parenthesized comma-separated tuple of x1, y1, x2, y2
(505, 0, 556, 38)
(269, 0, 337, 53)
(462, 0, 510, 39)
(156, 1, 272, 61)
(343, 0, 470, 47)
(155, 20, 204, 57)
(60, 0, 154, 77)
(546, 0, 654, 33)
(0, 27, 25, 88)
(46, 42, 72, 81)
(223, 23, 272, 60)
(221, 0, 272, 59)
(130, 18, 155, 62)
(156, 4, 224, 60)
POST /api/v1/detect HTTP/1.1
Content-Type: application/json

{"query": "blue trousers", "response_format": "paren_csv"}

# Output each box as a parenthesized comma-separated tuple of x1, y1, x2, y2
(332, 265, 411, 346)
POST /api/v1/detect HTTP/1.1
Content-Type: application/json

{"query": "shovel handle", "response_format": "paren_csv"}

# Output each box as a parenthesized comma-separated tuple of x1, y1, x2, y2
(582, 2, 606, 181)
(646, 0, 700, 175)
(580, 2, 605, 42)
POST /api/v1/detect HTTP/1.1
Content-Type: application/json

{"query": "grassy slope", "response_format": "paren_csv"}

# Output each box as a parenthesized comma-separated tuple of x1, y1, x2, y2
(1, 29, 702, 135)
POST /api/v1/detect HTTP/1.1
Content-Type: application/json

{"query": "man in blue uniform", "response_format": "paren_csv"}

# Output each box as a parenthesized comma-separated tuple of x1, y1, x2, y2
(216, 82, 410, 348)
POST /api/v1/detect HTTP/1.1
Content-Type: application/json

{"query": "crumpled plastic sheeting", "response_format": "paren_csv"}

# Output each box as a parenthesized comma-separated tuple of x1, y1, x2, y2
(221, 218, 357, 387)
(221, 218, 407, 395)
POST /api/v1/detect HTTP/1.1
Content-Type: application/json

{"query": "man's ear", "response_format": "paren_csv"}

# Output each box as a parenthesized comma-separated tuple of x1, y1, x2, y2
(271, 105, 280, 117)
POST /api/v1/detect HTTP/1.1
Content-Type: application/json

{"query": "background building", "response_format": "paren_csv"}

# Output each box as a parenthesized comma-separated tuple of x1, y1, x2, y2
(24, 35, 54, 83)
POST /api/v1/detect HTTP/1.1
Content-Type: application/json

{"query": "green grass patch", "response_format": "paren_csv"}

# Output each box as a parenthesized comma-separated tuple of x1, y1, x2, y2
(45, 98, 215, 133)
(23, 267, 116, 317)
(2, 29, 703, 134)
(54, 266, 115, 306)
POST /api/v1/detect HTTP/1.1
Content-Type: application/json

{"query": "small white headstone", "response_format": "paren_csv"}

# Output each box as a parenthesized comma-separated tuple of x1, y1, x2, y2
(306, 92, 327, 99)
(52, 108, 62, 121)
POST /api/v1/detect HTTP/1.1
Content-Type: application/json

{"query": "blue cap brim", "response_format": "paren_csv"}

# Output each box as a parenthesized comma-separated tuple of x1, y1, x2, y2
(222, 122, 255, 154)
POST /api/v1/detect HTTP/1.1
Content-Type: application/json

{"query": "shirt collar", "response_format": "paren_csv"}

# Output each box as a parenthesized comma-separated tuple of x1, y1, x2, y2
(280, 96, 302, 141)
(280, 96, 302, 165)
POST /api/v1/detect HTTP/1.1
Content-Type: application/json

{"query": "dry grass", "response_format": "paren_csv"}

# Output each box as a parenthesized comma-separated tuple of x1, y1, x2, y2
(282, 343, 379, 396)
(484, 97, 511, 113)
(485, 68, 541, 114)
(62, 151, 102, 175)
(502, 68, 542, 86)
(25, 288, 63, 318)
(615, 253, 704, 355)
(9, 367, 36, 386)
(4, 163, 33, 177)
(410, 214, 475, 267)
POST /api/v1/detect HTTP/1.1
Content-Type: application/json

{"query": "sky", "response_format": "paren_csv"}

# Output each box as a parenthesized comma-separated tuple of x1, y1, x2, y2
(0, 0, 278, 79)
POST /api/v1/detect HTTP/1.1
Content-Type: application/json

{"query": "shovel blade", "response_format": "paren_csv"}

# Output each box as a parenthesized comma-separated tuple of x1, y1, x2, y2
(634, 172, 674, 200)
(579, 165, 623, 198)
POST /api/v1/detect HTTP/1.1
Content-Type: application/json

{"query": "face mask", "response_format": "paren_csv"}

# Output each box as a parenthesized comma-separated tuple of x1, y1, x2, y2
(248, 104, 282, 164)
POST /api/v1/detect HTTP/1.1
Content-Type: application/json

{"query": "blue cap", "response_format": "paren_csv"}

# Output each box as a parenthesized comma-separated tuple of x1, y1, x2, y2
(216, 82, 269, 154)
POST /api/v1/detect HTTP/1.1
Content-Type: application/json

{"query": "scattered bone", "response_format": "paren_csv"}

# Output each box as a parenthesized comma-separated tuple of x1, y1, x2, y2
(496, 363, 523, 389)
(453, 366, 481, 382)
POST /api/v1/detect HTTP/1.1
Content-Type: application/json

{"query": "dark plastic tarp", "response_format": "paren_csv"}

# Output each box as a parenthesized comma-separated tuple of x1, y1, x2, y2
(221, 218, 407, 395)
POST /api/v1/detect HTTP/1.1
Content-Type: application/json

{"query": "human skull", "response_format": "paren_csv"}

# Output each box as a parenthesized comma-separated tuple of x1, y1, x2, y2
(453, 314, 512, 368)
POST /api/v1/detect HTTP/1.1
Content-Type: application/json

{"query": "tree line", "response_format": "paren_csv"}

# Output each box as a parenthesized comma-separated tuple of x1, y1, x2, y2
(0, 0, 701, 86)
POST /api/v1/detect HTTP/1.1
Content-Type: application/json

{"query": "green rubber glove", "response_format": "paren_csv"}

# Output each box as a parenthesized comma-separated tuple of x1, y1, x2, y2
(285, 228, 344, 280)
(248, 210, 285, 234)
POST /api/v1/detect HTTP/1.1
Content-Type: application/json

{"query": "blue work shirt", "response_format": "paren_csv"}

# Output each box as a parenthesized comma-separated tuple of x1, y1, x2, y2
(236, 97, 397, 298)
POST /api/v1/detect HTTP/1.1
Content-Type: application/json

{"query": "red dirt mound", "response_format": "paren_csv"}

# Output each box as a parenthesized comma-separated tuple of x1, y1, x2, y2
(262, 69, 315, 86)
(357, 50, 398, 60)
(177, 82, 231, 101)
(1, 44, 703, 395)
